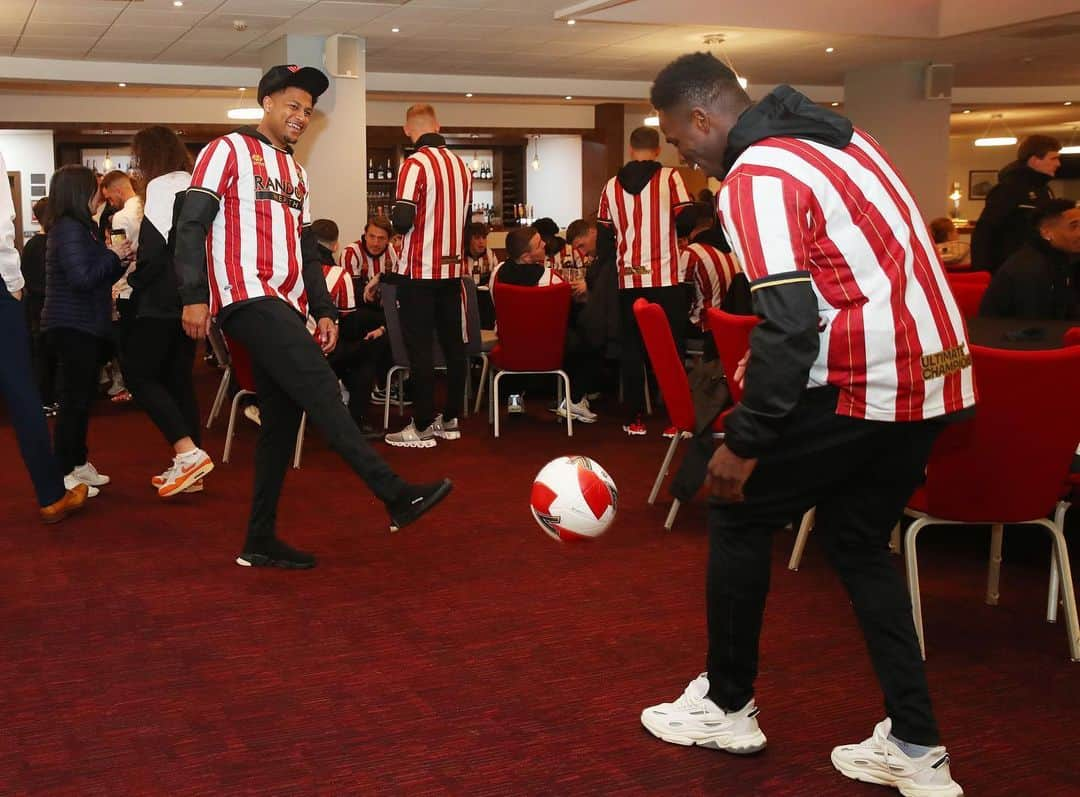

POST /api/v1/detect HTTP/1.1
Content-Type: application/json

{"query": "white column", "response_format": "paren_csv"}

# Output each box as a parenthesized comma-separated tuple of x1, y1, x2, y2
(843, 62, 951, 219)
(261, 35, 368, 246)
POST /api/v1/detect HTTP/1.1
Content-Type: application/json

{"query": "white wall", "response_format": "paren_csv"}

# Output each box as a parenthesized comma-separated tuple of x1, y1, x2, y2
(525, 135, 583, 229)
(368, 100, 593, 130)
(0, 129, 54, 240)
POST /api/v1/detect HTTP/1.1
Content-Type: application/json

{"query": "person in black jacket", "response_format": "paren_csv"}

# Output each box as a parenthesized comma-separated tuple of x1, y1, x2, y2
(979, 198, 1080, 320)
(122, 125, 214, 498)
(970, 135, 1060, 272)
(21, 196, 59, 412)
(43, 166, 129, 496)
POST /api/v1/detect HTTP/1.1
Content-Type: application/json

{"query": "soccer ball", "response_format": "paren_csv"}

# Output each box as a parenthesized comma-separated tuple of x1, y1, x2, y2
(530, 456, 618, 541)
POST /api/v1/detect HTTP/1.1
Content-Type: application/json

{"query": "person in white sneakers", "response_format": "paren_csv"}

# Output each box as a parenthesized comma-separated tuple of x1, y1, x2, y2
(641, 53, 971, 797)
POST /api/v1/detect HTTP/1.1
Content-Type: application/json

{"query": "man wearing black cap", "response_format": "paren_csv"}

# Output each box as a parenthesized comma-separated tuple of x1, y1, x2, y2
(175, 65, 451, 569)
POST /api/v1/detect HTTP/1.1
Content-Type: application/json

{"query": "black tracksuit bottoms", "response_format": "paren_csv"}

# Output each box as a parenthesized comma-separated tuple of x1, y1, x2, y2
(619, 285, 688, 420)
(707, 386, 945, 746)
(223, 299, 407, 544)
(398, 278, 465, 430)
(122, 317, 201, 448)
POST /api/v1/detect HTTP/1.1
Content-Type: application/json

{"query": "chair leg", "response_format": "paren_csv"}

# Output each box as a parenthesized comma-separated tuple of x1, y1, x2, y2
(649, 433, 683, 505)
(788, 507, 816, 571)
(473, 354, 489, 416)
(396, 369, 406, 417)
(293, 411, 306, 469)
(642, 364, 652, 416)
(903, 516, 931, 661)
(222, 389, 248, 464)
(1049, 501, 1070, 623)
(986, 523, 1004, 606)
(889, 522, 901, 554)
(206, 367, 231, 429)
(560, 371, 573, 438)
(663, 498, 681, 531)
(493, 371, 503, 438)
(1035, 514, 1080, 662)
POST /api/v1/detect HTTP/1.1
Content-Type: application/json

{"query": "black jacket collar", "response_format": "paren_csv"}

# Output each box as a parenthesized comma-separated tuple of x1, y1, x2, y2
(415, 132, 447, 149)
(236, 125, 294, 155)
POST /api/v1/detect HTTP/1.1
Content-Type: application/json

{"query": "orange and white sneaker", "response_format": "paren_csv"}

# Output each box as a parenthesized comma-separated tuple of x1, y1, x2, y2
(152, 468, 204, 493)
(157, 449, 214, 498)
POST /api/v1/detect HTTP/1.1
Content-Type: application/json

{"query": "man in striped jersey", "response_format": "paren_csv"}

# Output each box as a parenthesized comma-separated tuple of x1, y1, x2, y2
(384, 104, 472, 449)
(341, 216, 397, 285)
(639, 53, 972, 796)
(175, 65, 451, 569)
(597, 126, 696, 436)
(681, 238, 740, 333)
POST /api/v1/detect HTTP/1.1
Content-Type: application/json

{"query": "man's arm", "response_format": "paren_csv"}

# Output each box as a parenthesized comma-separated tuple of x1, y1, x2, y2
(0, 151, 23, 296)
(669, 169, 696, 239)
(970, 181, 1019, 271)
(717, 172, 819, 460)
(300, 225, 336, 322)
(595, 185, 617, 266)
(390, 158, 421, 235)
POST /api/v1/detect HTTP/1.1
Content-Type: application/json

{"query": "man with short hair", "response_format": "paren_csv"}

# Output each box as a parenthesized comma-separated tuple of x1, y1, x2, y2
(175, 65, 450, 569)
(971, 134, 1061, 272)
(642, 52, 973, 796)
(101, 170, 143, 403)
(342, 216, 397, 285)
(384, 104, 473, 449)
(464, 222, 499, 278)
(565, 218, 597, 267)
(597, 125, 695, 436)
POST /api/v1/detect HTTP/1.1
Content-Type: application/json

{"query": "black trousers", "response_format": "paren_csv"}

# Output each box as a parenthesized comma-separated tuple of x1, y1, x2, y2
(47, 327, 105, 475)
(25, 294, 58, 405)
(398, 278, 465, 430)
(706, 387, 944, 745)
(619, 285, 688, 419)
(0, 289, 64, 506)
(328, 327, 388, 426)
(223, 300, 407, 544)
(122, 317, 200, 448)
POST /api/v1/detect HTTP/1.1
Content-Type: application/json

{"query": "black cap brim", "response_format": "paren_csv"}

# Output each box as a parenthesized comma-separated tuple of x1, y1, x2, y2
(258, 66, 330, 104)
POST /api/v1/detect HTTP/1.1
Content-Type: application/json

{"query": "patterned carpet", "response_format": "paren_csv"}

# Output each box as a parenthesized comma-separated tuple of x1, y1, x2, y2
(1, 364, 1078, 795)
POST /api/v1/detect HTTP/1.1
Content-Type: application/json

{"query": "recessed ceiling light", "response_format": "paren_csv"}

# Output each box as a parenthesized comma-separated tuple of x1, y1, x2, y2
(1065, 101, 1074, 106)
(465, 93, 473, 97)
(567, 19, 576, 26)
(117, 82, 126, 87)
(173, 0, 183, 6)
(831, 102, 839, 107)
(825, 47, 835, 53)
(962, 109, 971, 114)
(391, 27, 400, 33)
(565, 95, 573, 100)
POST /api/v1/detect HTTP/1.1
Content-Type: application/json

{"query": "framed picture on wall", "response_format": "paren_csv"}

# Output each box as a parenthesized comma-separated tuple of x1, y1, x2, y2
(968, 170, 998, 201)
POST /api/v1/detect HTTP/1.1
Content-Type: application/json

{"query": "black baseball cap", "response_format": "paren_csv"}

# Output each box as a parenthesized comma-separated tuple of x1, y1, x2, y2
(257, 65, 330, 104)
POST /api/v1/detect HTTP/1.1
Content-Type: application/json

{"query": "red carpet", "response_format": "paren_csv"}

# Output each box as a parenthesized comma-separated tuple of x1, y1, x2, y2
(1, 364, 1078, 795)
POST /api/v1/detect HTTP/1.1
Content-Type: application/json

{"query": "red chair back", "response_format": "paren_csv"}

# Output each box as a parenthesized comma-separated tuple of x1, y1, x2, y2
(633, 298, 695, 432)
(706, 308, 759, 404)
(918, 344, 1080, 522)
(949, 281, 987, 319)
(224, 335, 257, 393)
(1065, 327, 1080, 347)
(946, 270, 991, 286)
(490, 282, 571, 371)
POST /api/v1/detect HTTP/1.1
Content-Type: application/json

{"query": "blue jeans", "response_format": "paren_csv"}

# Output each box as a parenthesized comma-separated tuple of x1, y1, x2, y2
(0, 286, 64, 507)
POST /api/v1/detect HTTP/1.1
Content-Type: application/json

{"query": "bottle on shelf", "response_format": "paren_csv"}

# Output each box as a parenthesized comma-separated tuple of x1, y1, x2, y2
(367, 158, 375, 180)
(376, 161, 385, 180)
(385, 160, 394, 181)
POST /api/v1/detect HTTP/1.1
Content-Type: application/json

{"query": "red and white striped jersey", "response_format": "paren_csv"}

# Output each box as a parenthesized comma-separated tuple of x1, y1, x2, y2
(322, 264, 355, 313)
(340, 240, 397, 281)
(597, 166, 693, 290)
(717, 129, 976, 422)
(543, 242, 587, 270)
(189, 131, 311, 317)
(464, 247, 499, 275)
(681, 242, 741, 328)
(394, 142, 473, 280)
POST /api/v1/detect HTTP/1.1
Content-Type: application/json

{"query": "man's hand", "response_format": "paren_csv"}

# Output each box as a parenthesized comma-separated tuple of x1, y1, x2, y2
(569, 279, 587, 298)
(182, 303, 211, 340)
(364, 325, 386, 341)
(109, 238, 134, 263)
(317, 317, 338, 354)
(705, 445, 758, 503)
(363, 274, 381, 304)
(10, 288, 22, 301)
(733, 350, 749, 390)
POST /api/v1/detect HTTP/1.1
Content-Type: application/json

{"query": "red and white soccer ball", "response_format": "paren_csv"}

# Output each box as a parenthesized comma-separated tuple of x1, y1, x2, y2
(530, 456, 618, 542)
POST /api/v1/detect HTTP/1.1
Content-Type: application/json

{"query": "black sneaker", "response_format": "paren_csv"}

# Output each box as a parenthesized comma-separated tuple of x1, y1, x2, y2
(387, 479, 453, 533)
(236, 538, 317, 569)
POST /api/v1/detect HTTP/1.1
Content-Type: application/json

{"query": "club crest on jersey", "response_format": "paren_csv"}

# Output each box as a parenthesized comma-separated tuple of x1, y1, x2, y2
(251, 153, 264, 166)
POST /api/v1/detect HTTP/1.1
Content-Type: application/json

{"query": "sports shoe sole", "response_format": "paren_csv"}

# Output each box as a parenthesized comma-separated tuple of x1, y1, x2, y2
(830, 753, 963, 797)
(435, 430, 461, 440)
(371, 393, 412, 406)
(622, 427, 647, 436)
(552, 408, 597, 424)
(235, 553, 316, 569)
(385, 436, 437, 448)
(389, 479, 453, 533)
(158, 459, 215, 498)
(641, 714, 767, 754)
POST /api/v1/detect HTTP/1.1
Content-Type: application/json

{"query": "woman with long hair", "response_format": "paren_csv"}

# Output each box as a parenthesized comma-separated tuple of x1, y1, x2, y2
(123, 125, 213, 497)
(42, 165, 128, 496)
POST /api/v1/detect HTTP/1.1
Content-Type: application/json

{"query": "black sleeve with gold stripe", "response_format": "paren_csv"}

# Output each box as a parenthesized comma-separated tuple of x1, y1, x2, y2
(173, 186, 220, 307)
(722, 270, 820, 459)
(390, 199, 416, 236)
(300, 224, 337, 323)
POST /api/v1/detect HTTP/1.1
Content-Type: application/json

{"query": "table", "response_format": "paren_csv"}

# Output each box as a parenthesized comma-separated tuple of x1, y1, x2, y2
(966, 317, 1075, 351)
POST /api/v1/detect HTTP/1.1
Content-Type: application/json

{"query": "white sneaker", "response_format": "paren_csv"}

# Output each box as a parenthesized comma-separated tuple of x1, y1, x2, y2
(70, 461, 110, 487)
(831, 719, 962, 797)
(339, 381, 350, 407)
(384, 421, 437, 448)
(507, 394, 525, 414)
(553, 397, 597, 423)
(640, 674, 767, 754)
(64, 474, 99, 498)
(432, 414, 461, 440)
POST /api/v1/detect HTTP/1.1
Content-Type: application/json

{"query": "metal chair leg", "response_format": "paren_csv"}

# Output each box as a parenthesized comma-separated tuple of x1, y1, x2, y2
(663, 499, 681, 531)
(293, 412, 306, 469)
(493, 371, 503, 438)
(559, 371, 572, 437)
(222, 389, 251, 464)
(903, 516, 931, 660)
(1035, 513, 1080, 661)
(649, 433, 683, 505)
(986, 523, 1004, 606)
(206, 367, 231, 429)
(473, 354, 489, 416)
(1049, 501, 1070, 623)
(643, 364, 652, 416)
(788, 508, 816, 571)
